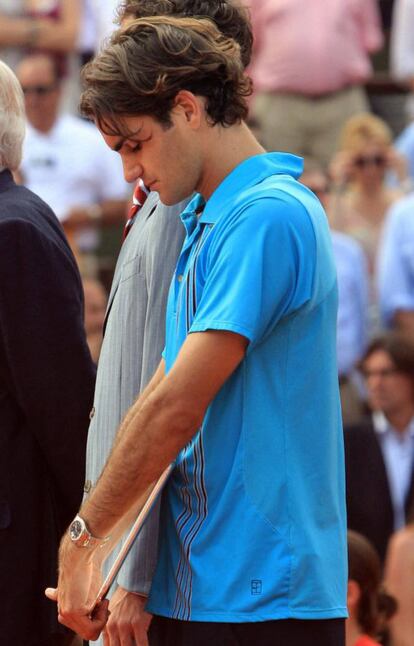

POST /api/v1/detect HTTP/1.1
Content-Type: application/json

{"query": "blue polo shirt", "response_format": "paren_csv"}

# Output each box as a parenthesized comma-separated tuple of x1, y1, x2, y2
(147, 153, 347, 622)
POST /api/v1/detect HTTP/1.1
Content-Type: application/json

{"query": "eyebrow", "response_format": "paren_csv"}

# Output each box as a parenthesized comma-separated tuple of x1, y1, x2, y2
(112, 124, 144, 152)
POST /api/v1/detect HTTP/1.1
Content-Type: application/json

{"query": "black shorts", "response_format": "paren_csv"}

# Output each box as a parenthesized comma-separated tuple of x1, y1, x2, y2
(148, 616, 345, 646)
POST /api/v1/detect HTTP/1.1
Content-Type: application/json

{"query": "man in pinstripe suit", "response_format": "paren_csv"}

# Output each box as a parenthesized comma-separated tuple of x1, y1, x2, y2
(68, 3, 253, 645)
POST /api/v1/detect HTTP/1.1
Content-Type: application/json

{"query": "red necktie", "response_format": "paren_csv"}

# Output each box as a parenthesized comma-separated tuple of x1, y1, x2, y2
(123, 180, 149, 241)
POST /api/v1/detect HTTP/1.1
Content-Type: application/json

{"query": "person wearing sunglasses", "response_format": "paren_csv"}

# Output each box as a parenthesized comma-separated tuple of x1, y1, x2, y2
(16, 51, 129, 272)
(329, 113, 409, 333)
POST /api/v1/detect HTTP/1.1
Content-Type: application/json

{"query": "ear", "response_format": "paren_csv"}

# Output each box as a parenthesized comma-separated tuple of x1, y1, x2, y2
(347, 579, 361, 613)
(172, 90, 203, 129)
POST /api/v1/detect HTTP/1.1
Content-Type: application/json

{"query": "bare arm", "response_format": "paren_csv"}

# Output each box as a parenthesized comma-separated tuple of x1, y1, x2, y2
(47, 330, 247, 639)
(84, 329, 248, 537)
(0, 0, 81, 52)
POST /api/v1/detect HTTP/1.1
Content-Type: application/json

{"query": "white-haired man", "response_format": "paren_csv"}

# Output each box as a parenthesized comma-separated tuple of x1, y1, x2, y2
(0, 61, 95, 646)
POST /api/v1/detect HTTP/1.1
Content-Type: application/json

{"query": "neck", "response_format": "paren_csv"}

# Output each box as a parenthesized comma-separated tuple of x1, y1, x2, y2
(197, 121, 265, 200)
(29, 115, 57, 134)
(352, 180, 385, 198)
(385, 405, 414, 433)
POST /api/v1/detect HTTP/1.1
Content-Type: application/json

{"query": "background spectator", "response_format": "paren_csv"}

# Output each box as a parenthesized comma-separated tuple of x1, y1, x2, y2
(0, 0, 81, 76)
(329, 112, 408, 332)
(378, 190, 414, 337)
(16, 52, 129, 276)
(300, 167, 369, 425)
(247, 0, 383, 168)
(347, 530, 397, 646)
(345, 334, 414, 563)
(330, 113, 407, 276)
(0, 59, 95, 646)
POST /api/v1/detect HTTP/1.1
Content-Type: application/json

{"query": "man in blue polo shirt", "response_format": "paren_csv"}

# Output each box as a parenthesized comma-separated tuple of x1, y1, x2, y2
(48, 15, 347, 646)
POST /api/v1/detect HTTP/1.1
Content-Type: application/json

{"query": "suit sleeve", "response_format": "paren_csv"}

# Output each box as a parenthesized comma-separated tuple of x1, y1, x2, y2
(116, 201, 186, 594)
(0, 217, 95, 522)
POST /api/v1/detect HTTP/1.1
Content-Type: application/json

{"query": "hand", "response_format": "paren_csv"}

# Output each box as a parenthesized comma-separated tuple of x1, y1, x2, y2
(103, 586, 152, 646)
(45, 534, 109, 641)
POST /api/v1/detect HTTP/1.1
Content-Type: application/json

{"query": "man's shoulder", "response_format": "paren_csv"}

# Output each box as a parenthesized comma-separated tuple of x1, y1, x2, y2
(0, 183, 65, 249)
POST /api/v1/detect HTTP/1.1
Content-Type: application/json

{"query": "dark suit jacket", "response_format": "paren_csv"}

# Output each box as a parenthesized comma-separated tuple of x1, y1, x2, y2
(0, 170, 96, 645)
(344, 419, 414, 564)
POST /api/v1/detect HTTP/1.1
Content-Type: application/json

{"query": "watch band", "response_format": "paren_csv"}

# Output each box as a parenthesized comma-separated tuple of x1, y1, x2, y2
(69, 514, 110, 549)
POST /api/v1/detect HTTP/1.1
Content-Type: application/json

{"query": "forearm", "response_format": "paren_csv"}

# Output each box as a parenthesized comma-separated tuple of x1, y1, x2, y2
(0, 15, 42, 47)
(80, 374, 201, 539)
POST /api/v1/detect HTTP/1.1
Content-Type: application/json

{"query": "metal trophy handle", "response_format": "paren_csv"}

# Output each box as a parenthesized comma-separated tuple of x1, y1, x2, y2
(91, 463, 174, 612)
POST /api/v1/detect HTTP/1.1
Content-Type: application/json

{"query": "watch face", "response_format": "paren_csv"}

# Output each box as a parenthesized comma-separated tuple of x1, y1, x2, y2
(70, 519, 83, 541)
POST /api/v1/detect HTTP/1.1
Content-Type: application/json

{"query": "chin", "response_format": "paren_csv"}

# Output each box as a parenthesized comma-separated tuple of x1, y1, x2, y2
(160, 190, 188, 207)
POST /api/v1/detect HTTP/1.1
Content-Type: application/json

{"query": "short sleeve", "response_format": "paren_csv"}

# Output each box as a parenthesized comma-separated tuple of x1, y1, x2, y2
(190, 194, 317, 347)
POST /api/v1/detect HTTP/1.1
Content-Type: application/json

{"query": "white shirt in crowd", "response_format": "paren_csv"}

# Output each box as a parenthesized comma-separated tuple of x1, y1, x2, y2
(373, 411, 414, 531)
(20, 113, 129, 250)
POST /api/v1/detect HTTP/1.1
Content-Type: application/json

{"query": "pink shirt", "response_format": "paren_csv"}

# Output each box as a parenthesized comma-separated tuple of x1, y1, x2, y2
(248, 0, 383, 94)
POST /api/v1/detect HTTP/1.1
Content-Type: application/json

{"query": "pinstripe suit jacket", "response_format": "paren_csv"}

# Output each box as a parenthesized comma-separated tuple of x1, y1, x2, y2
(84, 191, 187, 610)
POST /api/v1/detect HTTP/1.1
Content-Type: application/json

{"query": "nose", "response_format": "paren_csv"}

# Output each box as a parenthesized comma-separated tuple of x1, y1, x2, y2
(122, 157, 143, 184)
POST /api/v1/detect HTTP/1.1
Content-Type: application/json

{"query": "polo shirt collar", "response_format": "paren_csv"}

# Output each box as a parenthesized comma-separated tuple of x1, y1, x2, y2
(198, 152, 303, 225)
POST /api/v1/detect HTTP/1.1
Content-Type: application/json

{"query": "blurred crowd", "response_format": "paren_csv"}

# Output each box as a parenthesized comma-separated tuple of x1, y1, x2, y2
(1, 1, 414, 645)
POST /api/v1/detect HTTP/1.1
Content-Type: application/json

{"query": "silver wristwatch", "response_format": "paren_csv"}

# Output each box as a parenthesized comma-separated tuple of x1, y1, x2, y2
(69, 515, 109, 548)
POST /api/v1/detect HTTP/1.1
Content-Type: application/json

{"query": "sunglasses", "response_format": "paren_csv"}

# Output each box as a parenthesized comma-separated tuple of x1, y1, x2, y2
(21, 83, 58, 96)
(353, 155, 386, 168)
(361, 368, 398, 379)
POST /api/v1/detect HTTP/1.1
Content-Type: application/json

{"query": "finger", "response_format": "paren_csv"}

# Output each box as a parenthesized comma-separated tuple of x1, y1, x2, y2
(58, 613, 103, 642)
(104, 624, 122, 646)
(133, 628, 149, 646)
(92, 598, 110, 623)
(45, 587, 58, 601)
(103, 627, 112, 646)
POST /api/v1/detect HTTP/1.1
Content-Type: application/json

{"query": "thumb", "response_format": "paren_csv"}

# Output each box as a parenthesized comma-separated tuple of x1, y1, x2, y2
(45, 587, 58, 601)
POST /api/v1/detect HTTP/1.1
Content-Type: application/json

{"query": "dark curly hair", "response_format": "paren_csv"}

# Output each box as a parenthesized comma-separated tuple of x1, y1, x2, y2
(80, 16, 252, 134)
(116, 0, 253, 69)
(348, 530, 397, 637)
(359, 333, 414, 394)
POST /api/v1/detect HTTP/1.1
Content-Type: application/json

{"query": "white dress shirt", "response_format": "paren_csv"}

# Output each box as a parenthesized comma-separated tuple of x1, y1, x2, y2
(21, 114, 129, 251)
(373, 411, 414, 530)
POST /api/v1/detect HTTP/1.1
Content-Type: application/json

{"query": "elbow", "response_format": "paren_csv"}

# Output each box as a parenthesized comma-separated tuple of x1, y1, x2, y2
(150, 391, 205, 449)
